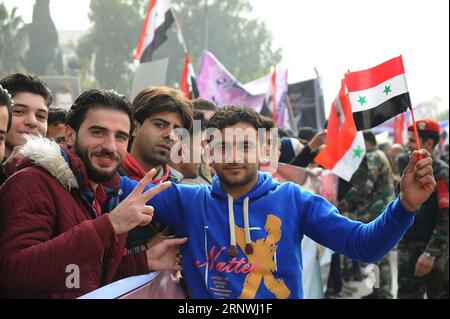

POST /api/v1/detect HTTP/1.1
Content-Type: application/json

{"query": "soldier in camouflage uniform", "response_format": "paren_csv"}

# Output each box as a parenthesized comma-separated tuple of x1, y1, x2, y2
(339, 131, 396, 298)
(397, 119, 449, 299)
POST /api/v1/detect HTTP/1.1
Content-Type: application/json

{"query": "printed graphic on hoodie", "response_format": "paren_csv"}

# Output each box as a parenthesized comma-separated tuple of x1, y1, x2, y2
(195, 214, 291, 299)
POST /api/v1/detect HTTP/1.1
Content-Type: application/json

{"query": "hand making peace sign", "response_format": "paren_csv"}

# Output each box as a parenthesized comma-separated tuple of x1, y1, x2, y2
(109, 169, 172, 235)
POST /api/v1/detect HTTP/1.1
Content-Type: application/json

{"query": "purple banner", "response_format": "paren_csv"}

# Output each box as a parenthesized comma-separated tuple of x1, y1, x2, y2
(197, 51, 289, 128)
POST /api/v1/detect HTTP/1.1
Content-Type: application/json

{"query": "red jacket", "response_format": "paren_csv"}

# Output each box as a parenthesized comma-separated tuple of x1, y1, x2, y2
(0, 137, 149, 298)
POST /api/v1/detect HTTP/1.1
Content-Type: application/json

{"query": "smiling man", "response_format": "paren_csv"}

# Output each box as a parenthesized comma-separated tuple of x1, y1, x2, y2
(0, 74, 53, 185)
(0, 89, 180, 298)
(119, 105, 437, 299)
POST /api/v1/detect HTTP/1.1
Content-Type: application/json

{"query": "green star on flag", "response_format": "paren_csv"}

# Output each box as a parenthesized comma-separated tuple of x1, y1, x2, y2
(353, 145, 364, 158)
(357, 96, 367, 106)
(383, 85, 392, 95)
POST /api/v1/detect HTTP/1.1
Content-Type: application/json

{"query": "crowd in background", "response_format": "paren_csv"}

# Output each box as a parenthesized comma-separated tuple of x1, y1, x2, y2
(0, 73, 447, 299)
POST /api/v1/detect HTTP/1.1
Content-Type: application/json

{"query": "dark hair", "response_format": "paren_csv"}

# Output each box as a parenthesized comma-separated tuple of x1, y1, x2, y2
(192, 110, 207, 132)
(48, 107, 68, 126)
(363, 130, 377, 146)
(297, 126, 317, 142)
(0, 84, 13, 131)
(192, 98, 218, 112)
(66, 89, 134, 133)
(207, 105, 262, 131)
(260, 115, 274, 131)
(0, 73, 53, 107)
(415, 130, 440, 147)
(278, 128, 290, 139)
(133, 87, 193, 130)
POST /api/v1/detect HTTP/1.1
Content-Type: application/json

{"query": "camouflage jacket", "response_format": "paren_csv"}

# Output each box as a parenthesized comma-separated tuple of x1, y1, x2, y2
(341, 147, 395, 222)
(402, 157, 449, 258)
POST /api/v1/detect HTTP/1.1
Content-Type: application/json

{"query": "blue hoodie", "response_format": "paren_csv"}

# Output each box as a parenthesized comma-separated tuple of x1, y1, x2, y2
(120, 172, 414, 299)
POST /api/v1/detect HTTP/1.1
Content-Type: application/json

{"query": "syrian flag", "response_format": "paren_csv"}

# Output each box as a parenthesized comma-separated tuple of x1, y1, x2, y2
(180, 53, 199, 99)
(315, 80, 366, 182)
(345, 56, 411, 131)
(134, 0, 174, 63)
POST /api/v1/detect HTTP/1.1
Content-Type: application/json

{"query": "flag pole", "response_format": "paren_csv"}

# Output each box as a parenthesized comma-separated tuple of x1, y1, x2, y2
(172, 9, 188, 54)
(314, 67, 325, 132)
(409, 105, 422, 151)
(171, 8, 198, 99)
(399, 55, 422, 153)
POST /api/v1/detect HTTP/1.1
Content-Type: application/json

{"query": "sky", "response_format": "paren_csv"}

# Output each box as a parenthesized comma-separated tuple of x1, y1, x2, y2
(3, 0, 449, 114)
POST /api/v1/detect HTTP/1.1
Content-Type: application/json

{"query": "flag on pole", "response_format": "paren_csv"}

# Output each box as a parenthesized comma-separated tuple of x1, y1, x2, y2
(345, 56, 411, 131)
(180, 53, 199, 99)
(315, 80, 366, 182)
(134, 0, 174, 63)
(175, 19, 198, 99)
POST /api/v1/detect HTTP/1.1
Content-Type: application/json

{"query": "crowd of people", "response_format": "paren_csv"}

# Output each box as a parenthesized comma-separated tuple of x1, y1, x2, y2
(0, 73, 447, 299)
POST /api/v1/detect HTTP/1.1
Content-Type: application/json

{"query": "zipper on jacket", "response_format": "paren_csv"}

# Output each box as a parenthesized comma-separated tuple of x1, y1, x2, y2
(77, 191, 111, 284)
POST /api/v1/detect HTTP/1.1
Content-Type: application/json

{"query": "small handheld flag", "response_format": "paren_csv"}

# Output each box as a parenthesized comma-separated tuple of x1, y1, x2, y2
(345, 56, 411, 131)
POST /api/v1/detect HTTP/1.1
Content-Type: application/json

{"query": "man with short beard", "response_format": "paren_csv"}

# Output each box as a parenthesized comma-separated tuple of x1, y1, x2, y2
(0, 89, 184, 298)
(120, 105, 437, 299)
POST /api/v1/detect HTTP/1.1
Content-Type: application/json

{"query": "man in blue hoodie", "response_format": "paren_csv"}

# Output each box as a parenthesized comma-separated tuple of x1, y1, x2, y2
(119, 105, 436, 299)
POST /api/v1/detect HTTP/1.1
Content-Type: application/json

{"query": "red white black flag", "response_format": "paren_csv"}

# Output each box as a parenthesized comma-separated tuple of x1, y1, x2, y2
(180, 53, 199, 99)
(134, 0, 174, 63)
(345, 56, 411, 131)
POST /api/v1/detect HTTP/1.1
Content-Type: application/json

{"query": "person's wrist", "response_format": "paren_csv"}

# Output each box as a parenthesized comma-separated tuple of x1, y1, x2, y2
(307, 141, 317, 152)
(399, 192, 417, 212)
(108, 213, 121, 235)
(146, 250, 156, 271)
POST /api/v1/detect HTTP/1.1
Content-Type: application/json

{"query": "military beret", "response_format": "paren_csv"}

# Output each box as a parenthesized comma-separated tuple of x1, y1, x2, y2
(408, 118, 440, 134)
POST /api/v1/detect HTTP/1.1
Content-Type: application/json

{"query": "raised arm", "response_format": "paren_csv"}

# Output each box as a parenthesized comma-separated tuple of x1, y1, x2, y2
(302, 150, 435, 263)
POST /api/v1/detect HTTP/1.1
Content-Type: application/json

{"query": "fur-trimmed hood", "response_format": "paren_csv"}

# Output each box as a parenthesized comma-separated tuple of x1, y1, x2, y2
(19, 135, 121, 215)
(20, 135, 78, 190)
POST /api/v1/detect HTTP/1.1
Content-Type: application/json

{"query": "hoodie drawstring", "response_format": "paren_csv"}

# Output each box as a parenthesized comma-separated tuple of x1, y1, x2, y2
(243, 197, 254, 254)
(227, 195, 238, 257)
(227, 194, 253, 256)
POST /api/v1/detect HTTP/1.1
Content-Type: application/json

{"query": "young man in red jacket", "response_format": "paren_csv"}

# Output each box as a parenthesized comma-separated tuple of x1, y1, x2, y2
(0, 89, 182, 298)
